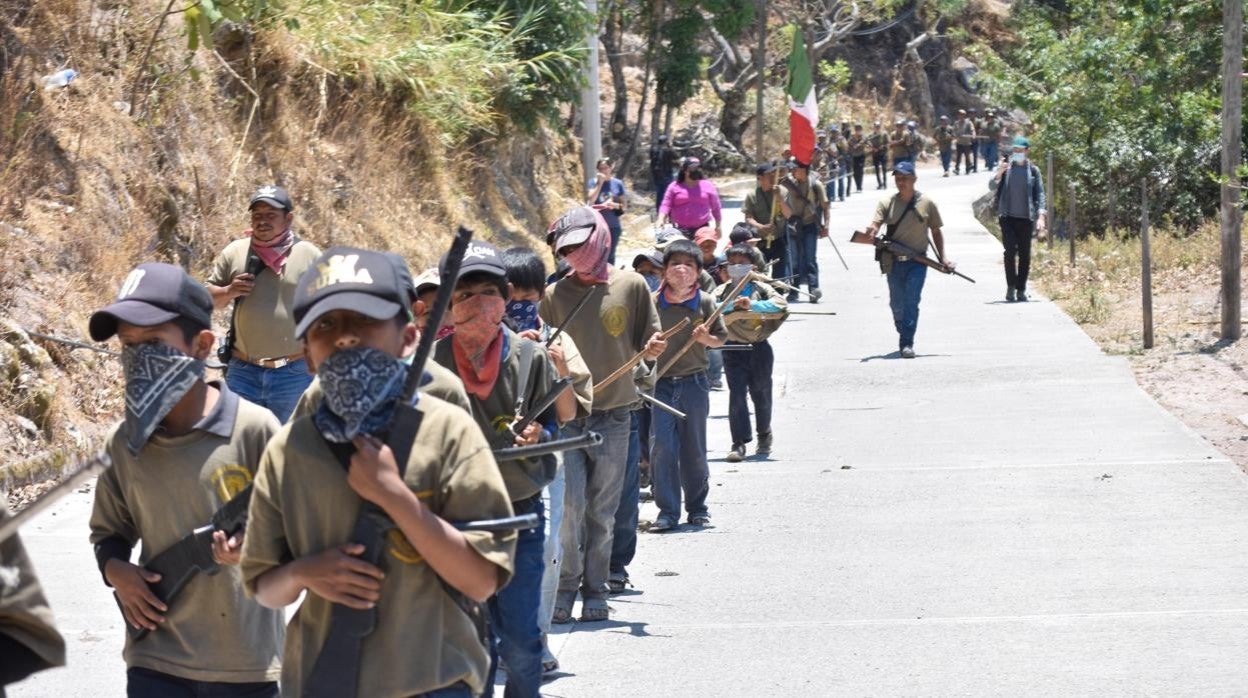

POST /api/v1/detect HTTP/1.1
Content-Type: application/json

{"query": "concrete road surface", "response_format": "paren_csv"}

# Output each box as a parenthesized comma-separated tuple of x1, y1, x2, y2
(10, 165, 1248, 696)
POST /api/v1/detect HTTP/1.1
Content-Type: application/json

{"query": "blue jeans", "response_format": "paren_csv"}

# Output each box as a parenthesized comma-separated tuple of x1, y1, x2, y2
(225, 358, 312, 422)
(788, 222, 821, 291)
(763, 234, 789, 282)
(604, 213, 622, 265)
(486, 499, 545, 698)
(610, 409, 643, 577)
(940, 149, 952, 173)
(127, 668, 277, 698)
(650, 373, 711, 522)
(723, 340, 773, 446)
(538, 466, 565, 634)
(887, 261, 928, 349)
(984, 142, 999, 168)
(558, 409, 631, 607)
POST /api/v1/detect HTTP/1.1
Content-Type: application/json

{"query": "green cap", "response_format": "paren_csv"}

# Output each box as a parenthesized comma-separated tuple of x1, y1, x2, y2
(1013, 136, 1031, 148)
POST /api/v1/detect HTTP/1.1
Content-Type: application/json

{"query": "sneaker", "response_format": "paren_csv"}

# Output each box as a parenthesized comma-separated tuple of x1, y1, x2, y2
(649, 516, 676, 533)
(756, 431, 773, 455)
(900, 346, 916, 359)
(786, 293, 799, 303)
(1016, 290, 1029, 302)
(726, 444, 745, 462)
(943, 171, 950, 178)
(689, 513, 711, 526)
(809, 288, 823, 303)
(1006, 288, 1016, 302)
(607, 571, 631, 594)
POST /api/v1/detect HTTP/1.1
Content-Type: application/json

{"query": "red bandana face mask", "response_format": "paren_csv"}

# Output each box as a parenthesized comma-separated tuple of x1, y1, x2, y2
(450, 294, 506, 400)
(553, 207, 612, 284)
(663, 265, 697, 302)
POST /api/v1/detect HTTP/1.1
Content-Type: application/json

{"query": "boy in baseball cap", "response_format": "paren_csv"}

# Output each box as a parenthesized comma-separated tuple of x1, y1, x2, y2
(240, 246, 516, 697)
(431, 240, 559, 696)
(87, 262, 284, 695)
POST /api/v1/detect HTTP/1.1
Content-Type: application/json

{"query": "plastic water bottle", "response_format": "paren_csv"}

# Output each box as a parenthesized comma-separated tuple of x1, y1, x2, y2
(41, 69, 76, 90)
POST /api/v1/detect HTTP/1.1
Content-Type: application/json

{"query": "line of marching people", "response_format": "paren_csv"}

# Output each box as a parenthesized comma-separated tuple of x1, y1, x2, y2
(1, 179, 792, 698)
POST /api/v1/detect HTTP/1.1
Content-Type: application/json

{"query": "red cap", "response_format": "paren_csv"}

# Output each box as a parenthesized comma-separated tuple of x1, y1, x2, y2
(693, 226, 718, 246)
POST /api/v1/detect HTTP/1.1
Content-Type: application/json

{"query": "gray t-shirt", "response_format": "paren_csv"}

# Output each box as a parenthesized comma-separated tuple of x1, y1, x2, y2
(1003, 164, 1032, 220)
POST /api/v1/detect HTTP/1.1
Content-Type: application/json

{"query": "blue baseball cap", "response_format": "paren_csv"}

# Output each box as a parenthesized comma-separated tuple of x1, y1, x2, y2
(892, 161, 916, 176)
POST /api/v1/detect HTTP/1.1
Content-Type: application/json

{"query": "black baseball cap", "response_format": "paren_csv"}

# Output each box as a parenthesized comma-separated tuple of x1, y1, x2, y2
(440, 240, 506, 282)
(755, 162, 776, 176)
(547, 206, 600, 251)
(729, 223, 760, 245)
(631, 247, 663, 270)
(248, 185, 293, 212)
(292, 246, 406, 339)
(89, 263, 213, 341)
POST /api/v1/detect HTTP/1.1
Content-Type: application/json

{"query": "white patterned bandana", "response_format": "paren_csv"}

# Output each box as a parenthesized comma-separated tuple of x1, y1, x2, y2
(312, 347, 408, 443)
(121, 343, 206, 455)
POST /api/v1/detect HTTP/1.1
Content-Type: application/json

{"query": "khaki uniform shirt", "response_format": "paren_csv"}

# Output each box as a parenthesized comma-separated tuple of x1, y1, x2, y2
(871, 192, 945, 270)
(742, 186, 779, 238)
(652, 290, 728, 378)
(868, 132, 888, 155)
(1, 502, 66, 681)
(780, 176, 828, 225)
(849, 133, 867, 156)
(539, 324, 593, 420)
(956, 119, 976, 146)
(539, 267, 661, 412)
(240, 396, 515, 698)
(433, 328, 556, 502)
(289, 359, 470, 422)
(716, 280, 788, 344)
(89, 383, 284, 683)
(934, 125, 955, 149)
(208, 238, 322, 360)
(888, 131, 911, 159)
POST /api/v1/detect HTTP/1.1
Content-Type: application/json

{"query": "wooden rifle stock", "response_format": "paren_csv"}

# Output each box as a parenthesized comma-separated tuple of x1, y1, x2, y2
(849, 230, 976, 283)
(593, 318, 689, 392)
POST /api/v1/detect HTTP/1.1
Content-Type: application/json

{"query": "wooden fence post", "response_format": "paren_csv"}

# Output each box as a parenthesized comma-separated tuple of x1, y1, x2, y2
(1068, 182, 1076, 266)
(1046, 153, 1055, 249)
(1141, 183, 1154, 349)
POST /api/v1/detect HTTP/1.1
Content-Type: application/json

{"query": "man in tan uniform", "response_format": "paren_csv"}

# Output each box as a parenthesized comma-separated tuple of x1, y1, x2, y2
(241, 246, 515, 698)
(206, 185, 321, 421)
(864, 161, 956, 359)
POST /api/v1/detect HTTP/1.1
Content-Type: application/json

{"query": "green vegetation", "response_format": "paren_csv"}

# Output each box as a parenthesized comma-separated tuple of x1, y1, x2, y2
(973, 0, 1230, 229)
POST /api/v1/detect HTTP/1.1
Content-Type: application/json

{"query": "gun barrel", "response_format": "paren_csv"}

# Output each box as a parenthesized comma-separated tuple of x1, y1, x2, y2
(493, 431, 603, 462)
(454, 514, 541, 532)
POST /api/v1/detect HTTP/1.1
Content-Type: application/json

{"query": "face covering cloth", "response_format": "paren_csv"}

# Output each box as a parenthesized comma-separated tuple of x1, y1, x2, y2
(506, 299, 541, 333)
(560, 208, 612, 283)
(451, 294, 507, 401)
(312, 346, 408, 444)
(121, 342, 206, 455)
(249, 228, 296, 275)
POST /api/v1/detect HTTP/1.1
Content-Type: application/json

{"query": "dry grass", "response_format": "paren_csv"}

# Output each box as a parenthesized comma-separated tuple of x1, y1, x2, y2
(0, 0, 582, 479)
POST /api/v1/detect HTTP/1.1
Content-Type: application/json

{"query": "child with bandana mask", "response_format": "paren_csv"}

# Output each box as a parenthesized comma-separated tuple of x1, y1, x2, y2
(87, 262, 284, 697)
(500, 246, 594, 676)
(431, 241, 561, 698)
(647, 240, 729, 532)
(716, 245, 789, 463)
(240, 247, 516, 698)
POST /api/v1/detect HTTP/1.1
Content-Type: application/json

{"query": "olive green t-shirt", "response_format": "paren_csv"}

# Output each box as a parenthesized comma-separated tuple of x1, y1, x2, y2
(1, 502, 66, 679)
(849, 133, 867, 156)
(956, 119, 976, 145)
(934, 125, 955, 148)
(539, 267, 661, 412)
(539, 325, 593, 420)
(868, 132, 888, 154)
(780, 177, 828, 225)
(433, 328, 556, 502)
(742, 186, 779, 234)
(653, 290, 728, 378)
(288, 359, 471, 423)
(871, 192, 945, 261)
(208, 237, 322, 360)
(88, 383, 284, 683)
(240, 395, 515, 698)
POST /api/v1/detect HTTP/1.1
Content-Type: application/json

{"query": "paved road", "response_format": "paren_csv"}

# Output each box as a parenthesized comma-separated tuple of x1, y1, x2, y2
(11, 166, 1248, 696)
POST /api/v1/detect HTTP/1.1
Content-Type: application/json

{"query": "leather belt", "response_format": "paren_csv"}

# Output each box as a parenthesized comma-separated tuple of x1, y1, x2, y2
(232, 350, 303, 369)
(512, 493, 542, 514)
(894, 255, 912, 262)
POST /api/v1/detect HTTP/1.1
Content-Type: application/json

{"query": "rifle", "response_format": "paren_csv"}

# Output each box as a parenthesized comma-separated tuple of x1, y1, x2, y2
(749, 271, 817, 301)
(304, 226, 474, 698)
(593, 318, 689, 392)
(545, 285, 598, 349)
(493, 430, 603, 462)
(0, 450, 111, 544)
(118, 484, 253, 642)
(849, 230, 976, 283)
(656, 274, 750, 378)
(510, 376, 572, 437)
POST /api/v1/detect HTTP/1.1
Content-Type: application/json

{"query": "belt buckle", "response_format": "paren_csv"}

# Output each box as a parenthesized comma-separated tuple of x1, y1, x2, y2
(260, 356, 291, 369)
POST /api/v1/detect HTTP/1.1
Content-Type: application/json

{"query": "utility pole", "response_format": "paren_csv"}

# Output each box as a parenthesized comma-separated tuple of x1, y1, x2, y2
(1220, 0, 1242, 340)
(581, 0, 603, 185)
(754, 0, 766, 162)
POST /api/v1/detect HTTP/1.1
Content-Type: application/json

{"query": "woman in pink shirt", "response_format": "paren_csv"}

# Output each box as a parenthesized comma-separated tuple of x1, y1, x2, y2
(658, 157, 722, 239)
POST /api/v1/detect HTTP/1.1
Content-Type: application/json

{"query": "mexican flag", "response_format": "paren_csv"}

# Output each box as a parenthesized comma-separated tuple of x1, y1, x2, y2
(786, 29, 818, 165)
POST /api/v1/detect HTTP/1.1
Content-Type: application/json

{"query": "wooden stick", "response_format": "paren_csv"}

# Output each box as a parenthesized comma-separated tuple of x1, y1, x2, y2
(657, 274, 751, 378)
(593, 318, 690, 392)
(749, 271, 816, 299)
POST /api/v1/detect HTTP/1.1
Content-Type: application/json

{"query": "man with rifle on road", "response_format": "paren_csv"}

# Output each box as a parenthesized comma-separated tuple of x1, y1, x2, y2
(86, 262, 284, 696)
(240, 246, 517, 698)
(861, 161, 957, 359)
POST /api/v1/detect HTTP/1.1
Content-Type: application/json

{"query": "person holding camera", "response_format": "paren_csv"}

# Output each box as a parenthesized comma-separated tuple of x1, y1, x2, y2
(205, 185, 321, 421)
(587, 158, 627, 264)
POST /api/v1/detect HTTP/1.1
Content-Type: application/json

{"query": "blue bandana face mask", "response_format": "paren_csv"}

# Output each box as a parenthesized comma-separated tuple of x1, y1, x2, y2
(505, 299, 540, 332)
(312, 347, 408, 443)
(121, 342, 205, 455)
